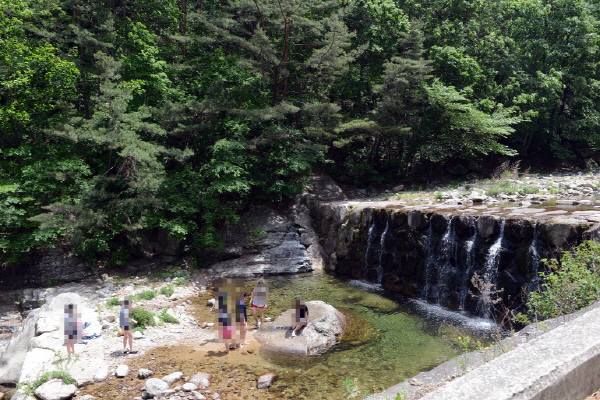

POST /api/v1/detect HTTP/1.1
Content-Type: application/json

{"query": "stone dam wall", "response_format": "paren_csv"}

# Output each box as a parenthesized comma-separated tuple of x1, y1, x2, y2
(305, 195, 600, 319)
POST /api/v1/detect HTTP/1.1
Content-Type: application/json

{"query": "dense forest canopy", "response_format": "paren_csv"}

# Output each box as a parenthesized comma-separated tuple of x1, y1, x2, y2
(1, 0, 599, 265)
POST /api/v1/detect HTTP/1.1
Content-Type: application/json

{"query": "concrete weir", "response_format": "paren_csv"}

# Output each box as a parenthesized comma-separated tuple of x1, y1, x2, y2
(368, 300, 600, 400)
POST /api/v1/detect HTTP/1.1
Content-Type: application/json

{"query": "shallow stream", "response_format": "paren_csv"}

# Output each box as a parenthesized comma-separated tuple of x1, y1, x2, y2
(76, 271, 499, 399)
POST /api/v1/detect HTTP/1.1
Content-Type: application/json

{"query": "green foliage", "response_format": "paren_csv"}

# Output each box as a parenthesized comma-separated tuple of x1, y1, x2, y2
(159, 308, 179, 324)
(514, 241, 600, 324)
(172, 277, 188, 286)
(159, 285, 174, 297)
(2, 0, 600, 266)
(130, 306, 156, 328)
(135, 290, 157, 301)
(106, 297, 120, 307)
(18, 370, 77, 395)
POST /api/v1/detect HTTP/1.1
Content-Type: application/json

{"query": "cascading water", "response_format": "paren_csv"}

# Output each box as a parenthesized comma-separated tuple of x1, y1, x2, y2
(459, 229, 479, 311)
(363, 221, 376, 278)
(356, 212, 541, 321)
(376, 219, 390, 284)
(527, 222, 542, 293)
(477, 219, 506, 319)
(436, 217, 457, 305)
(422, 224, 435, 302)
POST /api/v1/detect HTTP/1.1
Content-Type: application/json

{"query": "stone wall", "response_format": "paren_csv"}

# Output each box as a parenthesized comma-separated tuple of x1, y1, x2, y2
(304, 195, 600, 319)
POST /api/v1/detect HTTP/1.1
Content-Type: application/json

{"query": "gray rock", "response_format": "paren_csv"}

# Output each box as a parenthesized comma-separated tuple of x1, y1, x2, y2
(191, 392, 207, 400)
(162, 371, 184, 385)
(145, 378, 169, 397)
(34, 379, 77, 400)
(93, 364, 109, 382)
(189, 372, 211, 390)
(138, 369, 153, 379)
(257, 372, 277, 389)
(77, 396, 96, 400)
(133, 330, 144, 339)
(476, 215, 499, 240)
(182, 383, 198, 392)
(254, 301, 346, 358)
(115, 365, 129, 378)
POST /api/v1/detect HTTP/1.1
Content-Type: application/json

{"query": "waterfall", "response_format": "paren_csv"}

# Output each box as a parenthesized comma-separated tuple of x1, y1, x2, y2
(376, 219, 390, 284)
(422, 224, 435, 302)
(527, 222, 542, 293)
(459, 229, 478, 311)
(477, 219, 505, 319)
(363, 221, 376, 278)
(437, 217, 457, 306)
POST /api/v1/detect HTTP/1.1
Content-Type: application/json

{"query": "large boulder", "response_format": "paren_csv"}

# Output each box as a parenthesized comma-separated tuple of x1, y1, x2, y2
(34, 379, 77, 400)
(253, 301, 345, 359)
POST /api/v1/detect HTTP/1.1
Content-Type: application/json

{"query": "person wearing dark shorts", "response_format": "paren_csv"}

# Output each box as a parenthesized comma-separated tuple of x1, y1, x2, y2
(291, 297, 309, 338)
(120, 299, 136, 354)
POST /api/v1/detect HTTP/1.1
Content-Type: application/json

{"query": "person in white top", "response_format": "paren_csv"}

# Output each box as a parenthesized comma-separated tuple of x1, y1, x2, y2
(249, 280, 268, 329)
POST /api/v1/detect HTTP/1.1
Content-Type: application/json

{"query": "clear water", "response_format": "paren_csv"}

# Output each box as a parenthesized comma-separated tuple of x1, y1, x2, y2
(240, 272, 466, 397)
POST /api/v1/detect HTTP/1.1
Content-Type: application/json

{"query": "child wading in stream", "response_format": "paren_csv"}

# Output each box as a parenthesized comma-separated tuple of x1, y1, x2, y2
(250, 280, 268, 328)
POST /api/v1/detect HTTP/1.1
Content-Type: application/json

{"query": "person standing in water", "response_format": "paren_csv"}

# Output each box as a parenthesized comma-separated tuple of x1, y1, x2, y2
(250, 280, 268, 329)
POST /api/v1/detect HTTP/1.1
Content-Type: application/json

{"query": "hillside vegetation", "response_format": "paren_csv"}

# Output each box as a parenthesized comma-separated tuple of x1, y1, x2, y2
(1, 0, 599, 265)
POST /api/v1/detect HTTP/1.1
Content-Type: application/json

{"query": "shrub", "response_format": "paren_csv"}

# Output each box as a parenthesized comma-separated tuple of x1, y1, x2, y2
(159, 308, 180, 324)
(18, 371, 76, 395)
(172, 277, 188, 286)
(514, 241, 600, 324)
(131, 307, 156, 328)
(519, 186, 539, 195)
(159, 285, 174, 297)
(106, 297, 120, 307)
(485, 187, 501, 197)
(135, 290, 157, 301)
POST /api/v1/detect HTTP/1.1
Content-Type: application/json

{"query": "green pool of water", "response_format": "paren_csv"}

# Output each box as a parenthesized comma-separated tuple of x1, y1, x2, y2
(239, 272, 463, 398)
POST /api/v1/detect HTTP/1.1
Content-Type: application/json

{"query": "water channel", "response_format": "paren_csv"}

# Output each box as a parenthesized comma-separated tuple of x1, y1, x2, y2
(189, 272, 495, 399)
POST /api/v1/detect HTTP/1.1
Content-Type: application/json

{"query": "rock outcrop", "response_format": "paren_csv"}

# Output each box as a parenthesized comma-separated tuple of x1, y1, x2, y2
(0, 290, 109, 386)
(253, 301, 345, 359)
(209, 205, 314, 277)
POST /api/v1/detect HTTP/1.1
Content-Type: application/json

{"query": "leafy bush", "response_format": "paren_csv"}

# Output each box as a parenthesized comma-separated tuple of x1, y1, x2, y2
(135, 290, 157, 301)
(159, 308, 180, 324)
(172, 277, 188, 286)
(131, 307, 156, 328)
(519, 186, 539, 194)
(159, 285, 174, 297)
(514, 241, 600, 324)
(106, 297, 120, 307)
(18, 371, 77, 395)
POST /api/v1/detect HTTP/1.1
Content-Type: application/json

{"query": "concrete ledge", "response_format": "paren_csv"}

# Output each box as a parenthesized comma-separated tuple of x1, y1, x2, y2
(368, 301, 600, 400)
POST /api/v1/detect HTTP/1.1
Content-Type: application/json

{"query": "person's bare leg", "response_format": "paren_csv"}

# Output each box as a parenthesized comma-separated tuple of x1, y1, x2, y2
(259, 308, 264, 325)
(127, 331, 133, 352)
(252, 307, 258, 326)
(123, 333, 128, 352)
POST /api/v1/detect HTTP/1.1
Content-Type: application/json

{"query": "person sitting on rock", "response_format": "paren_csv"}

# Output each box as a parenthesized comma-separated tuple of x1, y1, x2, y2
(291, 297, 309, 338)
(120, 299, 136, 354)
(250, 280, 268, 328)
